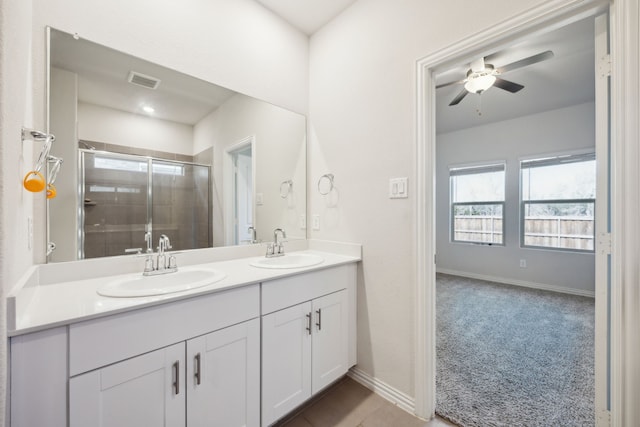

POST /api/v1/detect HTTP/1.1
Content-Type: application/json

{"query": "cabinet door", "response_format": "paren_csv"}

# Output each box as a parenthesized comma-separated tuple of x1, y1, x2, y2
(312, 290, 349, 394)
(70, 342, 185, 427)
(262, 301, 312, 426)
(186, 318, 260, 427)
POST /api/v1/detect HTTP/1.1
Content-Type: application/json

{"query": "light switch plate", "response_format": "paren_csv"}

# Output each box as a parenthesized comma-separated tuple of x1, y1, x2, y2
(389, 177, 408, 199)
(256, 193, 264, 205)
(300, 214, 307, 229)
(312, 214, 320, 231)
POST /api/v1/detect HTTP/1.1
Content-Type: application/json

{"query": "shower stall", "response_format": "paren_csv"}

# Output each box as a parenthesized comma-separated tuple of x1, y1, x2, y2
(80, 150, 211, 259)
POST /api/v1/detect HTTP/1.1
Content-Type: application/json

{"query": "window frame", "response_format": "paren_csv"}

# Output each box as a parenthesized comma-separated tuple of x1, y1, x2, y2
(519, 151, 596, 253)
(449, 162, 506, 246)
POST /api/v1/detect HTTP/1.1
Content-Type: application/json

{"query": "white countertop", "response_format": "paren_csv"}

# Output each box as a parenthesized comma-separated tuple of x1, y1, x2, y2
(7, 241, 361, 337)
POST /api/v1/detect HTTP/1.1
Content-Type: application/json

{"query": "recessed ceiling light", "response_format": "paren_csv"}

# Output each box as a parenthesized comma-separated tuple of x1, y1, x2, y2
(142, 105, 155, 114)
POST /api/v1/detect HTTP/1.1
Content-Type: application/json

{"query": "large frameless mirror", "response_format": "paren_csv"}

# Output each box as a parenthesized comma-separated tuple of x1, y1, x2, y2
(47, 28, 306, 262)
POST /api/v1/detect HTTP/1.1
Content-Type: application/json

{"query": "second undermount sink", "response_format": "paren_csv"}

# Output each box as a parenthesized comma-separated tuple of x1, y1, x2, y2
(97, 267, 227, 298)
(249, 253, 324, 269)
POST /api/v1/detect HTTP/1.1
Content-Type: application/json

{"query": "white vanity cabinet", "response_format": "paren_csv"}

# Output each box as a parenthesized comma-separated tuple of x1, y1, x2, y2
(70, 318, 260, 427)
(9, 256, 359, 427)
(261, 264, 356, 426)
(186, 319, 260, 427)
(11, 284, 261, 427)
(70, 342, 187, 426)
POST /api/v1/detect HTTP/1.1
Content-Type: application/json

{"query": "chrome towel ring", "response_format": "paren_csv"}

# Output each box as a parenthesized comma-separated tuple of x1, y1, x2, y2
(317, 174, 334, 195)
(280, 180, 293, 198)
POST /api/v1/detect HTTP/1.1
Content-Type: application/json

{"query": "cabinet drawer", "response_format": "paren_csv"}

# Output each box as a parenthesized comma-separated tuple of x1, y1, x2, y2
(262, 264, 355, 314)
(70, 284, 259, 376)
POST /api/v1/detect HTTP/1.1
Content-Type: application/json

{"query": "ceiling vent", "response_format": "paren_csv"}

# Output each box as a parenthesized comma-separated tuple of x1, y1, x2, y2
(127, 71, 161, 90)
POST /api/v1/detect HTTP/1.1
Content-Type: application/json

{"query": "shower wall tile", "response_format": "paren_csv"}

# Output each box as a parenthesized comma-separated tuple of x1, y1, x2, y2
(153, 208, 173, 227)
(194, 147, 213, 165)
(84, 205, 106, 226)
(105, 231, 136, 256)
(84, 232, 106, 258)
(79, 140, 107, 151)
(80, 141, 196, 162)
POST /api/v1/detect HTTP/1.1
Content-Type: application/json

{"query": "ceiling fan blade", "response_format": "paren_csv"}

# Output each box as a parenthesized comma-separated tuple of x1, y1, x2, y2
(449, 88, 469, 106)
(493, 77, 524, 93)
(496, 50, 554, 74)
(436, 79, 465, 89)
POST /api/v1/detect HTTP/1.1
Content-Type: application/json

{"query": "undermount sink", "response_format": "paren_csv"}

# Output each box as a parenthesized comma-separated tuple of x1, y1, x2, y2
(249, 253, 324, 269)
(97, 267, 227, 298)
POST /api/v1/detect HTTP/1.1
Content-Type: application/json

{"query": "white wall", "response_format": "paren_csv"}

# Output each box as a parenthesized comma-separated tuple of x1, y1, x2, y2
(308, 0, 560, 398)
(78, 103, 194, 155)
(194, 93, 306, 246)
(0, 1, 37, 424)
(436, 102, 596, 294)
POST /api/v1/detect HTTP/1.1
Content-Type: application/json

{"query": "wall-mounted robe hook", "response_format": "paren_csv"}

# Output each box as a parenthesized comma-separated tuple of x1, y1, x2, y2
(22, 127, 57, 193)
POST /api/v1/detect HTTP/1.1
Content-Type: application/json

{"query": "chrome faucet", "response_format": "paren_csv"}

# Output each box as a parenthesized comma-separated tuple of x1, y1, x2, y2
(144, 231, 153, 253)
(266, 228, 287, 257)
(143, 234, 178, 276)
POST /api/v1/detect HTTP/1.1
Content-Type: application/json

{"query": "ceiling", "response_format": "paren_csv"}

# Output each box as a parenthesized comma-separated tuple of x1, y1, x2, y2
(253, 0, 358, 34)
(435, 17, 595, 134)
(51, 30, 237, 126)
(250, 2, 596, 134)
(49, 0, 361, 124)
(51, 6, 595, 133)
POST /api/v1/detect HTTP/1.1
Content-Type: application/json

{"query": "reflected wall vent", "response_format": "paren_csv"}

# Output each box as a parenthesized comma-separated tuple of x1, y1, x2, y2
(127, 71, 161, 89)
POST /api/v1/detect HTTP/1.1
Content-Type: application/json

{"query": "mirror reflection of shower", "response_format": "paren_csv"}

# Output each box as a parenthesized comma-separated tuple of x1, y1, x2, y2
(79, 149, 211, 259)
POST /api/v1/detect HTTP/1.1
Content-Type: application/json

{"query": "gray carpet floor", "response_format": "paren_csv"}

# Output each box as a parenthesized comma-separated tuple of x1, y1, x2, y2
(436, 273, 595, 427)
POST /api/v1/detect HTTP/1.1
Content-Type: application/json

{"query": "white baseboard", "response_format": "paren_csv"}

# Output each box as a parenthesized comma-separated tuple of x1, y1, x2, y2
(436, 268, 595, 298)
(348, 367, 416, 415)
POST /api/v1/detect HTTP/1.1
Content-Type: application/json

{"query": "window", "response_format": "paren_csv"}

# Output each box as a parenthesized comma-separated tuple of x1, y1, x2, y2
(450, 163, 505, 245)
(520, 152, 596, 251)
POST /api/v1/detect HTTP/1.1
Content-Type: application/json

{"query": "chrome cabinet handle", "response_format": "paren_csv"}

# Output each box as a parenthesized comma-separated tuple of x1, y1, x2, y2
(173, 361, 180, 395)
(316, 309, 322, 331)
(194, 353, 201, 386)
(306, 312, 312, 335)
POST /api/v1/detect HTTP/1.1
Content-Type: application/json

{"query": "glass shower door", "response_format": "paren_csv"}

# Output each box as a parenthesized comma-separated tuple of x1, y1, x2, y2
(151, 159, 211, 251)
(81, 151, 149, 259)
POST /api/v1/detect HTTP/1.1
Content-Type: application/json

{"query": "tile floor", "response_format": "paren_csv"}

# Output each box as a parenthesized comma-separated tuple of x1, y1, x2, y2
(275, 377, 457, 427)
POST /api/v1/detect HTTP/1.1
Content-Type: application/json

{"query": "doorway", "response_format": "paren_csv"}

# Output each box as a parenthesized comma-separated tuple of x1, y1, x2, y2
(414, 2, 613, 424)
(433, 16, 599, 424)
(225, 136, 256, 246)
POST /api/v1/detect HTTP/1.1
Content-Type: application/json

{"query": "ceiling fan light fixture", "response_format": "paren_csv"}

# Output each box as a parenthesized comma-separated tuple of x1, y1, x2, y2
(464, 74, 496, 94)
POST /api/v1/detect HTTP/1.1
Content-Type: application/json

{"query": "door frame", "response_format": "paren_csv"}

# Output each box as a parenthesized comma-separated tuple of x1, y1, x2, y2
(224, 135, 256, 246)
(414, 0, 639, 424)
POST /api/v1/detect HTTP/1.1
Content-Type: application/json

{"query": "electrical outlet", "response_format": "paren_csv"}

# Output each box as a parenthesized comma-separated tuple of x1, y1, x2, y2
(300, 214, 306, 229)
(519, 259, 527, 268)
(312, 214, 320, 231)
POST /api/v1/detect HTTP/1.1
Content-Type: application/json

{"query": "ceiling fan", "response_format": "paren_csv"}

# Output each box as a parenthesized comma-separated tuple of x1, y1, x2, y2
(437, 50, 554, 106)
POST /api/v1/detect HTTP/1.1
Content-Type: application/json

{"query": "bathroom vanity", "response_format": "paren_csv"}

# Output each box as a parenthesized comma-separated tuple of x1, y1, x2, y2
(8, 244, 360, 427)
